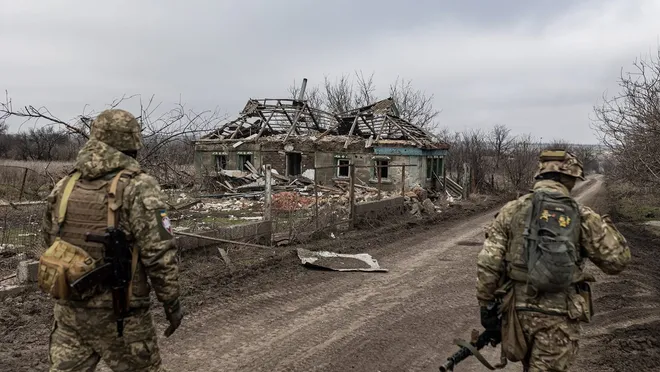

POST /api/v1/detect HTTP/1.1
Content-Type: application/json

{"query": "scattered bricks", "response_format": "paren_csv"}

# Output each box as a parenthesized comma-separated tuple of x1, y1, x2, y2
(17, 260, 39, 284)
(412, 186, 428, 201)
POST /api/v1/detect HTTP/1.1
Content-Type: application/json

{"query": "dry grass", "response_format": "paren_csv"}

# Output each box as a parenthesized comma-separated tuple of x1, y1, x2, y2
(607, 180, 660, 222)
(0, 160, 73, 201)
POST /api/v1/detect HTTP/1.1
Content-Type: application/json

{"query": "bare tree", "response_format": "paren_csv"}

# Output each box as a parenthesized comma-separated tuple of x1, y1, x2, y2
(0, 92, 226, 187)
(0, 120, 9, 158)
(287, 72, 441, 131)
(388, 76, 440, 132)
(592, 48, 660, 184)
(14, 126, 68, 161)
(488, 124, 513, 189)
(321, 71, 377, 113)
(503, 134, 540, 192)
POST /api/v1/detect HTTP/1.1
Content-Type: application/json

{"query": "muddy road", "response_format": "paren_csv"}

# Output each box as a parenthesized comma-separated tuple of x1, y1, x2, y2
(133, 176, 648, 372)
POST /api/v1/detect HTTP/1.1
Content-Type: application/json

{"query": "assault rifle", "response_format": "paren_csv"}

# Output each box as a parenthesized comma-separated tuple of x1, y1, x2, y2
(439, 328, 505, 371)
(70, 227, 134, 337)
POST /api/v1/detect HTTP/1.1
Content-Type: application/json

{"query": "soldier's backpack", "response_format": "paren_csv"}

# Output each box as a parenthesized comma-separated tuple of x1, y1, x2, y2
(37, 169, 139, 301)
(523, 189, 581, 294)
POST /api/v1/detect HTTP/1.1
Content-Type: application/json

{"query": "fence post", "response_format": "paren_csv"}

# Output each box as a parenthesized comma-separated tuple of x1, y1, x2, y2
(264, 164, 272, 221)
(401, 164, 406, 196)
(314, 166, 319, 230)
(348, 162, 355, 229)
(18, 168, 28, 201)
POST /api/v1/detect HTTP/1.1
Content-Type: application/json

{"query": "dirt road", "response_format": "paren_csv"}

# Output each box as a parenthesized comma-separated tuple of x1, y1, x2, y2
(131, 177, 628, 372)
(6, 176, 654, 372)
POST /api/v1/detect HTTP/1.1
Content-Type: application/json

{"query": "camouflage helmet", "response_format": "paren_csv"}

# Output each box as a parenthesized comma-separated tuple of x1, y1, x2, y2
(534, 149, 585, 180)
(90, 109, 143, 151)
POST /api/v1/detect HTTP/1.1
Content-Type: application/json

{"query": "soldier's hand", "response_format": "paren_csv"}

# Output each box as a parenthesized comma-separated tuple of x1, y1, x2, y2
(163, 298, 183, 337)
(480, 302, 500, 332)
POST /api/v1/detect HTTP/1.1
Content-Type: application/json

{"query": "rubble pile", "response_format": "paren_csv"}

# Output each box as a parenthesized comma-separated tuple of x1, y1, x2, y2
(272, 192, 315, 212)
(170, 162, 449, 228)
(190, 198, 258, 213)
(404, 186, 441, 218)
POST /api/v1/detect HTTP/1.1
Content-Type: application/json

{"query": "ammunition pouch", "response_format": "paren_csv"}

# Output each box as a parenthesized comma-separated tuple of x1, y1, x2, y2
(497, 282, 528, 362)
(568, 282, 593, 323)
(38, 238, 99, 300)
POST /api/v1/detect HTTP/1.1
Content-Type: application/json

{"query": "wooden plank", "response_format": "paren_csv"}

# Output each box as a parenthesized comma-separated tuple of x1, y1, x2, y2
(245, 161, 261, 176)
(1, 274, 17, 282)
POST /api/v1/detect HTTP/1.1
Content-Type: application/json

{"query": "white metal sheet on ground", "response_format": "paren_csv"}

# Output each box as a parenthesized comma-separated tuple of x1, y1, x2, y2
(296, 248, 388, 272)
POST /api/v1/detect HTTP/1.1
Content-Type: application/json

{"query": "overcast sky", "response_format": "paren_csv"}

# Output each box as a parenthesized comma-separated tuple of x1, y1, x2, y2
(2, 0, 660, 143)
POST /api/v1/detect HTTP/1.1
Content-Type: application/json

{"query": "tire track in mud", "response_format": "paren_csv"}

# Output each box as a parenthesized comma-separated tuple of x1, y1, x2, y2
(141, 177, 615, 372)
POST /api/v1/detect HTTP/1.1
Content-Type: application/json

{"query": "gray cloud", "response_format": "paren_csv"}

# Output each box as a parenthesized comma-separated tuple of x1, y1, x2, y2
(1, 0, 659, 143)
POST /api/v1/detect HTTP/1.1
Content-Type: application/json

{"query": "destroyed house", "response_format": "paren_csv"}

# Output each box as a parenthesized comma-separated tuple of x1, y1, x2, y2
(194, 95, 449, 191)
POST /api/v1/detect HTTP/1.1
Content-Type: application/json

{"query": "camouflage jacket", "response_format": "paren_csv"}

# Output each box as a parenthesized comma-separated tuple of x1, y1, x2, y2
(476, 179, 631, 316)
(42, 139, 180, 308)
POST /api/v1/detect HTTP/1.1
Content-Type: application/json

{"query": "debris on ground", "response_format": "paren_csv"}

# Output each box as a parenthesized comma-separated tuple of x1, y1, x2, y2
(296, 248, 388, 272)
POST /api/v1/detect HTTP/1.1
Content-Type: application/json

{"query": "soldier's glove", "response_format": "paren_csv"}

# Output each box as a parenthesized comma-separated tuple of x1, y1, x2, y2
(480, 302, 500, 332)
(163, 298, 183, 337)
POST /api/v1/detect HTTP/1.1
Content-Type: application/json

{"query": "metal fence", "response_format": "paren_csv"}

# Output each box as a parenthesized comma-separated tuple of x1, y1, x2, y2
(0, 164, 52, 276)
(267, 161, 416, 245)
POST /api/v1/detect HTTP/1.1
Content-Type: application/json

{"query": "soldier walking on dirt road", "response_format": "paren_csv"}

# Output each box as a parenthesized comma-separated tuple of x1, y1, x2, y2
(476, 149, 631, 371)
(38, 109, 183, 371)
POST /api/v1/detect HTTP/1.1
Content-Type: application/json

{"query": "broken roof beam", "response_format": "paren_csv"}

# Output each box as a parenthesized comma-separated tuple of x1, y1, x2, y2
(385, 116, 425, 147)
(359, 115, 377, 137)
(283, 102, 306, 141)
(229, 115, 249, 139)
(254, 108, 277, 141)
(343, 114, 360, 149)
(375, 116, 387, 141)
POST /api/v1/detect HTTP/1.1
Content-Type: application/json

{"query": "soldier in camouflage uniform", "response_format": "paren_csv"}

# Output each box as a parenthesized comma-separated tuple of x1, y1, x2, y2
(42, 109, 183, 371)
(476, 150, 631, 371)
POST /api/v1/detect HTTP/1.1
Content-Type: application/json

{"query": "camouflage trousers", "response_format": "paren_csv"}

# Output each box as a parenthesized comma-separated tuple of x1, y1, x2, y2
(48, 304, 166, 372)
(518, 311, 581, 372)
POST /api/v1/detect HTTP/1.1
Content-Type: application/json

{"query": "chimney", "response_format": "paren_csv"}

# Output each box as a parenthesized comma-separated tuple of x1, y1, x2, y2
(298, 78, 308, 101)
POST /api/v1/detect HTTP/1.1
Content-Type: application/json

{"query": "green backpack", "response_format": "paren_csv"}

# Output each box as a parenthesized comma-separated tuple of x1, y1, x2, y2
(523, 189, 581, 294)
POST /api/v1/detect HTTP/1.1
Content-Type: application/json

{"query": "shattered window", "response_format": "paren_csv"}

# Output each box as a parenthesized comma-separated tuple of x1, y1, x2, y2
(426, 157, 443, 179)
(238, 154, 252, 171)
(336, 158, 350, 177)
(426, 158, 433, 179)
(374, 159, 389, 179)
(215, 155, 227, 171)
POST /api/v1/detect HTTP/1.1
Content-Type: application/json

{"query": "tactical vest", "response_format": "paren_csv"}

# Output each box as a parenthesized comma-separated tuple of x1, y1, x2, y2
(39, 169, 139, 301)
(50, 171, 135, 259)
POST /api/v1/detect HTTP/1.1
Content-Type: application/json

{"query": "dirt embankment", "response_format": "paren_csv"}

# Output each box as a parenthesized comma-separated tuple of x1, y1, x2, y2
(571, 176, 660, 372)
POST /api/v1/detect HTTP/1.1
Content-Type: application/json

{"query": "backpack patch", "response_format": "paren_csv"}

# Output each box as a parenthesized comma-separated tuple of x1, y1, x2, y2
(524, 190, 581, 294)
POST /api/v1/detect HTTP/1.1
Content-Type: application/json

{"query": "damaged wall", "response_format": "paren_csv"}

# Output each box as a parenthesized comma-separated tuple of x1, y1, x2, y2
(194, 136, 448, 191)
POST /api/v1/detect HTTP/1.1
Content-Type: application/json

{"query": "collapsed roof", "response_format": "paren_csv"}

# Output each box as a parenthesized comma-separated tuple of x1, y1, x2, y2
(200, 96, 446, 149)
